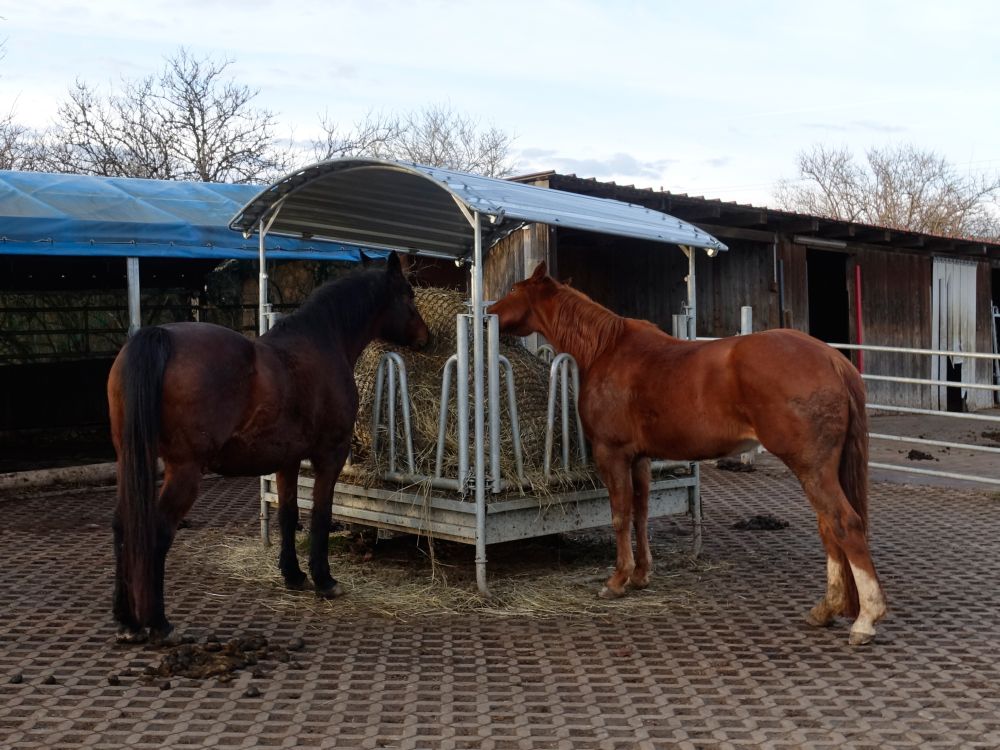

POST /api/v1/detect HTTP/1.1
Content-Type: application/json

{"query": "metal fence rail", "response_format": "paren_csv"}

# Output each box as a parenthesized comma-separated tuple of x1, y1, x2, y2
(831, 341, 1000, 487)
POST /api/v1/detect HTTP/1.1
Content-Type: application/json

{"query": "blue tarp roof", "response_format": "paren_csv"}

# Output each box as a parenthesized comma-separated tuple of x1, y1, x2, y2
(0, 170, 382, 261)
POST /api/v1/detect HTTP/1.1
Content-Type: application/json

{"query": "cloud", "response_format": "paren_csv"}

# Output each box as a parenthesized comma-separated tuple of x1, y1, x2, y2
(517, 149, 677, 183)
(704, 156, 731, 168)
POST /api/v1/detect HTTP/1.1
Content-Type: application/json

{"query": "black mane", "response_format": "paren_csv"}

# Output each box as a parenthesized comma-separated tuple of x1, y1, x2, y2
(265, 267, 388, 348)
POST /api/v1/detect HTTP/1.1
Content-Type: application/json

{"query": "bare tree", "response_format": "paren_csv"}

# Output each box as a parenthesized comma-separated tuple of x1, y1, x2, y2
(0, 110, 43, 171)
(775, 144, 1000, 239)
(313, 103, 517, 177)
(37, 48, 291, 183)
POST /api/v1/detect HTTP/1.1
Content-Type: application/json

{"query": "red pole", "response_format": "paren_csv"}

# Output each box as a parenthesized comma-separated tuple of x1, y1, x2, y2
(854, 263, 864, 373)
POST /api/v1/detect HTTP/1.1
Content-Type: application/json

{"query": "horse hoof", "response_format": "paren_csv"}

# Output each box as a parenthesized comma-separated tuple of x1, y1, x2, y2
(805, 608, 835, 628)
(149, 625, 177, 647)
(598, 586, 625, 600)
(628, 575, 651, 590)
(849, 628, 876, 647)
(115, 628, 148, 645)
(283, 575, 309, 591)
(316, 582, 345, 600)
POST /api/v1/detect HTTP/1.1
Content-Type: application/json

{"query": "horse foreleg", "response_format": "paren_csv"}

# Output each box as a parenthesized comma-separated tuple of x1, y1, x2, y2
(148, 462, 201, 643)
(276, 465, 307, 589)
(308, 442, 350, 599)
(630, 457, 653, 589)
(594, 444, 635, 599)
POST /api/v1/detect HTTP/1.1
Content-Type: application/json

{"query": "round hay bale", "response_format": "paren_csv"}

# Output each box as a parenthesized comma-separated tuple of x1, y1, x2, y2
(351, 287, 578, 491)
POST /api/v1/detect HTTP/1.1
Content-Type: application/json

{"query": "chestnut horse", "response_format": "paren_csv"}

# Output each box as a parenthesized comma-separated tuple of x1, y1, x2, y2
(489, 262, 886, 646)
(107, 253, 429, 643)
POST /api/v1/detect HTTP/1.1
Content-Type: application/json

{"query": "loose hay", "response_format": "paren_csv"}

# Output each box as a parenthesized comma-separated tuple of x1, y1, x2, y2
(182, 530, 724, 622)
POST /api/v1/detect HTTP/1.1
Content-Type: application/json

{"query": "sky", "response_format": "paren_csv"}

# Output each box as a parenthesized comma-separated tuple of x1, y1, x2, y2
(2, 0, 999, 207)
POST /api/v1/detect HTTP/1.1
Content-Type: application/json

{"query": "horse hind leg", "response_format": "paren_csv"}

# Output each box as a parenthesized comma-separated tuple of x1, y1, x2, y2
(629, 457, 653, 589)
(112, 511, 146, 643)
(307, 442, 350, 599)
(148, 462, 201, 643)
(799, 468, 887, 646)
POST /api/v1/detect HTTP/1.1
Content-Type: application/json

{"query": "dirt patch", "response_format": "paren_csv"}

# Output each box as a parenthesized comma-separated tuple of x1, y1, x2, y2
(716, 457, 756, 473)
(906, 449, 937, 461)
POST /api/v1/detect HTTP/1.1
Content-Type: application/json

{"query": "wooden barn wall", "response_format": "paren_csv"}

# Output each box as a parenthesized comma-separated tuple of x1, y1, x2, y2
(553, 230, 690, 331)
(779, 239, 810, 332)
(483, 224, 550, 301)
(695, 239, 782, 336)
(853, 248, 933, 408)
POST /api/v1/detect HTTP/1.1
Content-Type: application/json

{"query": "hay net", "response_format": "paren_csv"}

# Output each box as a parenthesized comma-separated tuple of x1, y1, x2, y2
(349, 287, 589, 494)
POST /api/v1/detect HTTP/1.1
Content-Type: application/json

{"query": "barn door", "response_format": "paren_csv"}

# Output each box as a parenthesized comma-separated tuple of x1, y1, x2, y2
(931, 258, 977, 411)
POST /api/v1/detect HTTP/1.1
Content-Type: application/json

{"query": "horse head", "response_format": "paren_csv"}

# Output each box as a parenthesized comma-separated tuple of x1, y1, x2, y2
(377, 253, 430, 349)
(488, 260, 557, 336)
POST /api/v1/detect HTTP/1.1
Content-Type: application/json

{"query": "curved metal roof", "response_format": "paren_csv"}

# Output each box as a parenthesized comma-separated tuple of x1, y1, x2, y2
(229, 159, 727, 259)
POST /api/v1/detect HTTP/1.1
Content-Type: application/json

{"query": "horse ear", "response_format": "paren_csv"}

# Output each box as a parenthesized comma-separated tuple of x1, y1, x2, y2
(386, 252, 403, 275)
(359, 250, 373, 267)
(530, 261, 548, 281)
(564, 276, 573, 287)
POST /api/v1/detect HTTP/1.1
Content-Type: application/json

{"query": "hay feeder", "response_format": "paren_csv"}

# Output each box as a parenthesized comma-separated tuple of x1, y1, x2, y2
(229, 158, 728, 595)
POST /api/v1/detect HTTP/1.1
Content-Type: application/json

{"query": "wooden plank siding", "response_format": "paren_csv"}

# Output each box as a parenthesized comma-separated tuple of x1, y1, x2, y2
(853, 249, 934, 409)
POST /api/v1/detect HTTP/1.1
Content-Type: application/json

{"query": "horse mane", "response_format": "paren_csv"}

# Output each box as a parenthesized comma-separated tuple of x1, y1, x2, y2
(267, 267, 387, 348)
(546, 285, 626, 369)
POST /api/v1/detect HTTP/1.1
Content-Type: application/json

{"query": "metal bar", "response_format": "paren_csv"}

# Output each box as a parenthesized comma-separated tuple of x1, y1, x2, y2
(258, 219, 268, 336)
(456, 314, 470, 492)
(387, 357, 397, 473)
(499, 355, 526, 483)
(684, 246, 697, 340)
(854, 264, 865, 373)
(126, 257, 141, 336)
(371, 358, 386, 457)
(471, 211, 488, 596)
(870, 433, 1000, 454)
(867, 404, 1000, 422)
(488, 314, 502, 494)
(560, 358, 570, 470)
(869, 462, 1000, 487)
(434, 355, 457, 480)
(543, 356, 562, 482)
(570, 362, 587, 464)
(831, 343, 1000, 360)
(388, 352, 416, 474)
(862, 374, 1000, 392)
(740, 306, 752, 336)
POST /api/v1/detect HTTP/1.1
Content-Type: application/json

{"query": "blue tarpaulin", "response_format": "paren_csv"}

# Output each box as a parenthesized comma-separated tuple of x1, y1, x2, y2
(0, 170, 383, 261)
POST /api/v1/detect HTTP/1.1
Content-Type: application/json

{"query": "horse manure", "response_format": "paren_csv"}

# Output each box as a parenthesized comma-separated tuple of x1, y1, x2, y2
(733, 515, 789, 531)
(287, 637, 306, 652)
(715, 457, 756, 473)
(159, 680, 171, 691)
(107, 674, 121, 686)
(142, 635, 291, 684)
(251, 668, 267, 679)
(41, 675, 57, 685)
(243, 686, 261, 698)
(8, 673, 23, 684)
(906, 449, 936, 461)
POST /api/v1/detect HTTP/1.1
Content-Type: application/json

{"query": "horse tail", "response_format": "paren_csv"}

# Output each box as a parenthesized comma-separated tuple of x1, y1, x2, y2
(836, 355, 869, 617)
(117, 326, 173, 625)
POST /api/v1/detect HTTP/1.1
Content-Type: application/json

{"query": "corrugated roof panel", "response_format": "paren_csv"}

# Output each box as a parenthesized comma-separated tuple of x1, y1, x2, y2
(229, 159, 728, 257)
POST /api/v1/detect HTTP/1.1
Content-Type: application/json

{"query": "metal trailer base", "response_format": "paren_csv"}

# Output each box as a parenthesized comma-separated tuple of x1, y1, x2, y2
(260, 468, 702, 580)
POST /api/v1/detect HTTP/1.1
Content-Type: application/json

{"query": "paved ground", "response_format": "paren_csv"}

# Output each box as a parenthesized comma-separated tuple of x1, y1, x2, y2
(2, 463, 999, 750)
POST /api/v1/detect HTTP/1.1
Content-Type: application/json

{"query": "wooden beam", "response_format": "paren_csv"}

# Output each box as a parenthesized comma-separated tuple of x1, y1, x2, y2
(776, 218, 820, 234)
(695, 223, 777, 243)
(722, 209, 769, 227)
(669, 204, 722, 221)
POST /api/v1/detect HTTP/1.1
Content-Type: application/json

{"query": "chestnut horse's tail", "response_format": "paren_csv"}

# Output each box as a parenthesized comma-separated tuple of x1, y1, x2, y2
(117, 326, 173, 625)
(837, 356, 869, 617)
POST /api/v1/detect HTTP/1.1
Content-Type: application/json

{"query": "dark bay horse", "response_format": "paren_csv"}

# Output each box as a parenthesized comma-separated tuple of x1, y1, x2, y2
(107, 253, 429, 643)
(489, 262, 886, 646)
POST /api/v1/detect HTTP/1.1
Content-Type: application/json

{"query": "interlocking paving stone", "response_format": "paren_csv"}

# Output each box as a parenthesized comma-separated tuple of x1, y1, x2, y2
(1, 464, 999, 749)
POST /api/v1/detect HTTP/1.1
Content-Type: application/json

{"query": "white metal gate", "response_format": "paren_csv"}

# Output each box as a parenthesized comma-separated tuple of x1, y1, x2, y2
(931, 258, 984, 410)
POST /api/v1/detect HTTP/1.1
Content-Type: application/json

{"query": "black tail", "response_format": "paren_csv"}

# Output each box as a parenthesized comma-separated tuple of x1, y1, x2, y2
(118, 326, 172, 626)
(837, 356, 869, 618)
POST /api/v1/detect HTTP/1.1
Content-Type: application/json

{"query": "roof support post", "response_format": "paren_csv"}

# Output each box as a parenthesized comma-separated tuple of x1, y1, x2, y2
(470, 210, 489, 596)
(126, 256, 141, 337)
(682, 245, 697, 340)
(258, 219, 269, 336)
